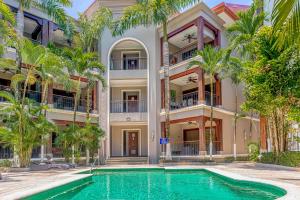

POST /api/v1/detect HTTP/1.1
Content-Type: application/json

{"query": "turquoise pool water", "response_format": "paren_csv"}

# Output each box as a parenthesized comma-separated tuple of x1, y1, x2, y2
(24, 169, 286, 200)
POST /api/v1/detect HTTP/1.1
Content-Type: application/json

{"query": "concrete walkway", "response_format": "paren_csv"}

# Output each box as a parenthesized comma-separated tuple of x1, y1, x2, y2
(213, 162, 300, 186)
(0, 163, 299, 199)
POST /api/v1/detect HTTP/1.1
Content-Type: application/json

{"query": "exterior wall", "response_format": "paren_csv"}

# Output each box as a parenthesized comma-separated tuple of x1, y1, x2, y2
(111, 125, 148, 157)
(203, 109, 259, 154)
(99, 23, 160, 162)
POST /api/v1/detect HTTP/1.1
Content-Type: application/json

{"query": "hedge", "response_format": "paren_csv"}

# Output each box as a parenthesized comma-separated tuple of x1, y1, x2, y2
(260, 152, 300, 167)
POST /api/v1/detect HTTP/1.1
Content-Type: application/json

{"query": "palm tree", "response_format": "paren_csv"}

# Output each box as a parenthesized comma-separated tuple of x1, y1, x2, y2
(0, 0, 15, 56)
(15, 0, 72, 38)
(0, 91, 55, 167)
(112, 0, 198, 158)
(272, 0, 300, 47)
(76, 7, 111, 165)
(189, 45, 225, 160)
(225, 57, 245, 160)
(13, 0, 73, 87)
(226, 0, 265, 58)
(77, 7, 112, 53)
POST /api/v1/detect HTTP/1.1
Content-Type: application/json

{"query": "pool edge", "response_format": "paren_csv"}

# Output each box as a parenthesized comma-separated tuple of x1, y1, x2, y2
(5, 166, 300, 200)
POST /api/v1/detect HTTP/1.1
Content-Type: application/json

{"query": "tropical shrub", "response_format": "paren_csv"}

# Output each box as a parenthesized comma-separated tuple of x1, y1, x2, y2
(248, 143, 260, 161)
(260, 152, 300, 167)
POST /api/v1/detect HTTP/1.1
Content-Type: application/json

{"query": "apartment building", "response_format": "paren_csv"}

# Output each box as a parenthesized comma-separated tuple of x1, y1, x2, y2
(0, 0, 99, 160)
(85, 1, 260, 164)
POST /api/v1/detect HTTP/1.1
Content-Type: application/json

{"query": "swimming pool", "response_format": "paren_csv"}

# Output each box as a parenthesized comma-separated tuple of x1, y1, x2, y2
(23, 168, 286, 200)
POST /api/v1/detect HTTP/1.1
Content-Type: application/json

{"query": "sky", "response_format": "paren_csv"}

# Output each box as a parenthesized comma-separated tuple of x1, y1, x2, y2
(65, 0, 253, 19)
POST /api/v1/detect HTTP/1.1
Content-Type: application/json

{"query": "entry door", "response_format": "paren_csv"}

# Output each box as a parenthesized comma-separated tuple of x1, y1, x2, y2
(127, 95, 138, 112)
(128, 132, 138, 156)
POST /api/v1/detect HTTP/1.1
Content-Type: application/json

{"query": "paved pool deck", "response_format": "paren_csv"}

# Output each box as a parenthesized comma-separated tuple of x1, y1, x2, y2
(0, 162, 299, 200)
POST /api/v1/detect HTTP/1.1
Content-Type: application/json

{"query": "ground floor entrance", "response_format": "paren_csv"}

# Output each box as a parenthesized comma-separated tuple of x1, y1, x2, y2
(110, 125, 148, 157)
(123, 130, 139, 157)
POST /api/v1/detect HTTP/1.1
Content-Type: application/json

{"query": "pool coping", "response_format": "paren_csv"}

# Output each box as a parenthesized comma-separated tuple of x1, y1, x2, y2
(1, 169, 92, 200)
(3, 166, 300, 200)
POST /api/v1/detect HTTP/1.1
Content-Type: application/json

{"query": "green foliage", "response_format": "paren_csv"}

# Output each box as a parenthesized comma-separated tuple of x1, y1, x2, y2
(0, 92, 52, 167)
(272, 0, 300, 48)
(260, 152, 300, 167)
(241, 26, 300, 116)
(55, 123, 105, 163)
(0, 159, 12, 168)
(226, 0, 265, 58)
(112, 0, 199, 36)
(248, 143, 260, 161)
(77, 7, 112, 52)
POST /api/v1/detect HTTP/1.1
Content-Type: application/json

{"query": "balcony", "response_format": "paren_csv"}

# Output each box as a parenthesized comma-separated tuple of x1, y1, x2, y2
(110, 57, 147, 70)
(0, 85, 41, 103)
(110, 100, 147, 123)
(53, 94, 91, 113)
(170, 91, 217, 111)
(109, 40, 148, 84)
(110, 100, 147, 113)
(0, 85, 93, 113)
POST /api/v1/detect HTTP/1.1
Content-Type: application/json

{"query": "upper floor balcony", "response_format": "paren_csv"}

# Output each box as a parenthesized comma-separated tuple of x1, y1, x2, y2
(109, 87, 148, 123)
(159, 16, 221, 77)
(161, 67, 222, 114)
(109, 40, 148, 83)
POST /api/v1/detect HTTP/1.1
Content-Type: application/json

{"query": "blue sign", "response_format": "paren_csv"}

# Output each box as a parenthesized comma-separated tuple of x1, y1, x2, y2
(160, 138, 169, 144)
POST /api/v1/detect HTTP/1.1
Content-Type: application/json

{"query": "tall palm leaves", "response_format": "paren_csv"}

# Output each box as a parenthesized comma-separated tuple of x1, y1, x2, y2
(60, 47, 106, 124)
(0, 0, 15, 55)
(15, 0, 73, 38)
(189, 45, 225, 160)
(226, 0, 265, 57)
(272, 0, 300, 47)
(77, 7, 112, 52)
(113, 0, 198, 153)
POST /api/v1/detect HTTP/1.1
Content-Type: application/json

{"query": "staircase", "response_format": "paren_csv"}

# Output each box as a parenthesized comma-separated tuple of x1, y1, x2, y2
(106, 157, 148, 165)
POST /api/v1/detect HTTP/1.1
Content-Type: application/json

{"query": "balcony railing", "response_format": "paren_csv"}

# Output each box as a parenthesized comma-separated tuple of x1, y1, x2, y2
(169, 43, 197, 66)
(53, 94, 92, 112)
(161, 140, 221, 156)
(170, 91, 217, 110)
(171, 141, 199, 156)
(110, 100, 147, 113)
(0, 85, 41, 103)
(110, 57, 147, 70)
(0, 146, 13, 159)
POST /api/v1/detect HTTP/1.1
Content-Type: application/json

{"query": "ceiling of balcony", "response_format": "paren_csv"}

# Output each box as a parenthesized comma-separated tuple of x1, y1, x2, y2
(170, 73, 213, 86)
(113, 40, 144, 50)
(168, 25, 216, 49)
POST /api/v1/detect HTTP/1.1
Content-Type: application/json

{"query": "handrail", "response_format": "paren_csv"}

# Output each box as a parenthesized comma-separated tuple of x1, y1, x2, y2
(110, 100, 147, 113)
(90, 156, 98, 174)
(110, 57, 147, 70)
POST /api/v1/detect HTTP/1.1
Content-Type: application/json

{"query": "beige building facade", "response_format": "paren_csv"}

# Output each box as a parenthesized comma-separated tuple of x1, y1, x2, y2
(0, 0, 261, 163)
(85, 1, 260, 164)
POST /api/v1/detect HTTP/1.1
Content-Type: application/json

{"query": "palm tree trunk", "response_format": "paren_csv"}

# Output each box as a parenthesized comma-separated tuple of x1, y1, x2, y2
(209, 76, 214, 161)
(233, 84, 238, 160)
(73, 78, 81, 124)
(86, 86, 91, 165)
(86, 86, 90, 120)
(16, 3, 24, 72)
(162, 21, 171, 160)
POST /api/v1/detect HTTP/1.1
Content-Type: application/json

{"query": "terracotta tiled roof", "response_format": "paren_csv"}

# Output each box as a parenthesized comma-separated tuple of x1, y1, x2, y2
(212, 2, 250, 20)
(225, 3, 250, 14)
